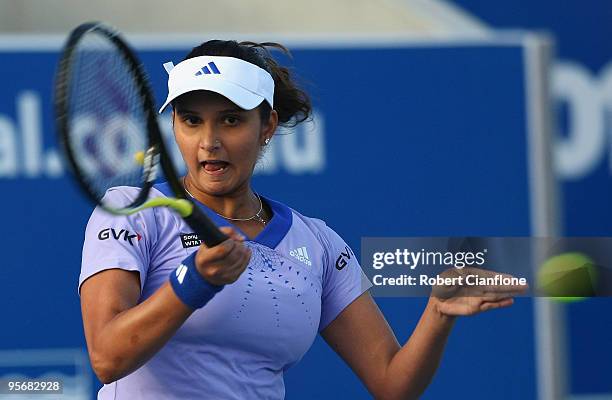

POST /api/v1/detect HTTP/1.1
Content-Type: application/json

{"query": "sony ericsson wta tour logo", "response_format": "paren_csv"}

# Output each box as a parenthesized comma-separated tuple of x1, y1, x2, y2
(195, 62, 221, 76)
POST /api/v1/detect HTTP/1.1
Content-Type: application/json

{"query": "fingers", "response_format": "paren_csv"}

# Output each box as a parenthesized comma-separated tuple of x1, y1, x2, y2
(219, 226, 246, 242)
(479, 298, 514, 312)
(435, 267, 528, 299)
(475, 275, 529, 295)
(195, 227, 251, 286)
(434, 295, 517, 317)
(478, 292, 518, 302)
(200, 227, 245, 261)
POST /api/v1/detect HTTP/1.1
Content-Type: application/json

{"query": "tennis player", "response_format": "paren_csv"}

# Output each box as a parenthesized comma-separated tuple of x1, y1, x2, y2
(79, 40, 523, 399)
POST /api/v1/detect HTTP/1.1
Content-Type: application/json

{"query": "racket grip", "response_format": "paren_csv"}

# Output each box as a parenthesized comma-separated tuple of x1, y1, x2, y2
(184, 212, 228, 247)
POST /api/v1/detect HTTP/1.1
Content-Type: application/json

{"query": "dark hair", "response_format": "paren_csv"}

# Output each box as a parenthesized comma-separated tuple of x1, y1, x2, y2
(180, 40, 312, 127)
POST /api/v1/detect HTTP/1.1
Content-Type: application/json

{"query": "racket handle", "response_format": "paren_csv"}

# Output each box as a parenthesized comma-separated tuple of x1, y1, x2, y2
(184, 212, 228, 247)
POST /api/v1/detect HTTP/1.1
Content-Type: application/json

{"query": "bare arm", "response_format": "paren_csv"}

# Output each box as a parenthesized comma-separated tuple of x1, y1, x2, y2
(321, 292, 517, 400)
(80, 227, 250, 384)
(80, 269, 192, 383)
(376, 298, 455, 399)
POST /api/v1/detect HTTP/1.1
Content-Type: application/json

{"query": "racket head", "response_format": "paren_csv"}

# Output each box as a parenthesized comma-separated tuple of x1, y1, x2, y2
(54, 21, 176, 213)
(55, 22, 227, 246)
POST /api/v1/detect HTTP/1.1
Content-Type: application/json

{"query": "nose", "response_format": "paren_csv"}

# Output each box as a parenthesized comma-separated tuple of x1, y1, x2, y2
(199, 124, 221, 152)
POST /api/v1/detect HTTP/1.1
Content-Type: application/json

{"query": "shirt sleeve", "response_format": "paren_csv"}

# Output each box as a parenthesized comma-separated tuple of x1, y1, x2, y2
(78, 187, 155, 294)
(317, 223, 372, 332)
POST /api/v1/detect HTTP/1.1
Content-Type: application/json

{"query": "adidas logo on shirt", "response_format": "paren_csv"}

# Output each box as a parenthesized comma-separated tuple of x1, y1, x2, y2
(290, 246, 312, 266)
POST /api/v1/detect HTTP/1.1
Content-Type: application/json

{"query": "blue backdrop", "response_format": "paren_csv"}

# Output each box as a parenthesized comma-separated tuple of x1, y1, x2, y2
(451, 1, 612, 395)
(0, 38, 542, 398)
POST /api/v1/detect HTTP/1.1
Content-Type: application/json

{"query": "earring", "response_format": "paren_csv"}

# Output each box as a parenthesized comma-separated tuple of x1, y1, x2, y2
(264, 138, 270, 145)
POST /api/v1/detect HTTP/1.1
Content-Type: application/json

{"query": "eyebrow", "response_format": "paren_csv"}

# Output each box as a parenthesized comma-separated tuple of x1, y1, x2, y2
(174, 108, 198, 115)
(175, 107, 245, 115)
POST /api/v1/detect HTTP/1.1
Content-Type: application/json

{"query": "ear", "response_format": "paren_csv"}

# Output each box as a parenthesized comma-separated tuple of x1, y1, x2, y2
(261, 109, 278, 145)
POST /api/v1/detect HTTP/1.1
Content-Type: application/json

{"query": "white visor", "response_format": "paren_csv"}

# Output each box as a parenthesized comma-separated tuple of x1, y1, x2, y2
(158, 55, 274, 113)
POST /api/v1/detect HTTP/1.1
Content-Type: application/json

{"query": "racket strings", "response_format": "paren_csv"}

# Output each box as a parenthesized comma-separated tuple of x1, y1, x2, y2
(65, 31, 149, 208)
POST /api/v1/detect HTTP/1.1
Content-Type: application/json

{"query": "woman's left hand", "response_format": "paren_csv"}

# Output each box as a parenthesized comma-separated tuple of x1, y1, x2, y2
(430, 267, 528, 317)
(431, 294, 515, 317)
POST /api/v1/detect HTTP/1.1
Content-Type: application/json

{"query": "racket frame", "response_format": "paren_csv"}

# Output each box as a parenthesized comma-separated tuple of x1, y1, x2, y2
(54, 21, 227, 246)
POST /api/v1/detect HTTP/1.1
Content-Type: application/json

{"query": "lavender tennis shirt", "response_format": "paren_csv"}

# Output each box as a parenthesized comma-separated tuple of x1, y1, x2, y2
(79, 182, 371, 399)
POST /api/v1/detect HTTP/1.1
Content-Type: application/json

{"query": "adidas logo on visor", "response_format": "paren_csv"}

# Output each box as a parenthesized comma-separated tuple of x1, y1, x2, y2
(195, 62, 221, 76)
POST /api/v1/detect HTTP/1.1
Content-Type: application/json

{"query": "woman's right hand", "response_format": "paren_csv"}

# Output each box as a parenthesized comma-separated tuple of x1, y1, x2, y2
(194, 226, 251, 286)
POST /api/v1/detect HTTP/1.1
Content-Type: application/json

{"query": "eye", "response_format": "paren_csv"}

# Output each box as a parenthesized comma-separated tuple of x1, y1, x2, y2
(222, 115, 241, 126)
(182, 115, 201, 126)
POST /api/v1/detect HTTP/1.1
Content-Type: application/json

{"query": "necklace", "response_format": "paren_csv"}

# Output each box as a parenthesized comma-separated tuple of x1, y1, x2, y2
(183, 178, 267, 225)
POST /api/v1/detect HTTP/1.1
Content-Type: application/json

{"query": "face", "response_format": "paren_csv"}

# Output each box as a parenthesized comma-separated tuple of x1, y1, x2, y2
(173, 90, 277, 196)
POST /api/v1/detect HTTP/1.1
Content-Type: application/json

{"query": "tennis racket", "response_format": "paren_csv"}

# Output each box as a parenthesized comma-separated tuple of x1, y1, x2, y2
(54, 21, 227, 247)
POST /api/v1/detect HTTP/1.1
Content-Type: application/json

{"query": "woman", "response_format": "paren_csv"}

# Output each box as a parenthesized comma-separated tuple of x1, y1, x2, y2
(79, 40, 521, 399)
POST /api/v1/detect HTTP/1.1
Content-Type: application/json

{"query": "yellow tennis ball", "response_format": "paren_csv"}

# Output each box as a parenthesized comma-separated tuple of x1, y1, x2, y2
(134, 151, 145, 165)
(537, 252, 597, 303)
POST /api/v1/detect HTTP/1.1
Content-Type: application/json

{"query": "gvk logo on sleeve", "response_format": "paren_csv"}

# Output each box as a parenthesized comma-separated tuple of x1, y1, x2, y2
(98, 228, 142, 246)
(335, 246, 354, 270)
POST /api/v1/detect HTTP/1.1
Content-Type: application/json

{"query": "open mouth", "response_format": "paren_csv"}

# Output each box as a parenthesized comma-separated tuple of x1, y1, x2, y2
(201, 160, 229, 173)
